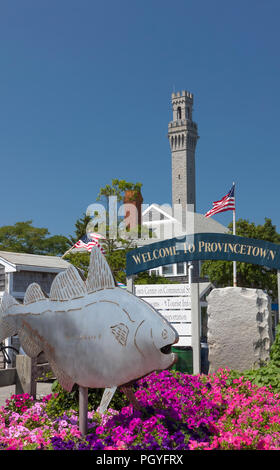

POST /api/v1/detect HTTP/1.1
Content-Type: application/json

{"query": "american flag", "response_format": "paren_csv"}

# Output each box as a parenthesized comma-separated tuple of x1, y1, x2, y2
(205, 184, 235, 218)
(74, 233, 106, 254)
(117, 282, 126, 289)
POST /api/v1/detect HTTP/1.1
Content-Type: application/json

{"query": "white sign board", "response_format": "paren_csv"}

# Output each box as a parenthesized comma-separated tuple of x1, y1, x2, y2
(141, 297, 191, 310)
(159, 310, 191, 323)
(135, 284, 190, 297)
(135, 284, 192, 350)
(177, 336, 192, 347)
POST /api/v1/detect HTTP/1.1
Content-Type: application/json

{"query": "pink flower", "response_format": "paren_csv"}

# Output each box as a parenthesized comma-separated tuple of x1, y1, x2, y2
(116, 441, 127, 450)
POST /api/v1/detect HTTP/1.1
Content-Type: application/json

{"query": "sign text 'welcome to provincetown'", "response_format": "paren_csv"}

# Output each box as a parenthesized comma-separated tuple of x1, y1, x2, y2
(126, 233, 280, 276)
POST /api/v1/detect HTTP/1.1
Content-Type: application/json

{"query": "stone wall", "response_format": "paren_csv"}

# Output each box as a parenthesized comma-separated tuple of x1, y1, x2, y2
(207, 287, 273, 373)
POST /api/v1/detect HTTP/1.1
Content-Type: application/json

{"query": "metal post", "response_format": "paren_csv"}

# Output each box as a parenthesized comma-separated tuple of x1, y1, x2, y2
(79, 386, 88, 436)
(277, 270, 280, 325)
(233, 208, 237, 287)
(191, 281, 201, 375)
(188, 262, 193, 288)
(126, 275, 135, 294)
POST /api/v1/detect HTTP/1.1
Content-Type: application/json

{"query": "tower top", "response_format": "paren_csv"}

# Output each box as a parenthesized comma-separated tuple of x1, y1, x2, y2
(168, 89, 199, 218)
(170, 90, 194, 122)
(171, 90, 193, 101)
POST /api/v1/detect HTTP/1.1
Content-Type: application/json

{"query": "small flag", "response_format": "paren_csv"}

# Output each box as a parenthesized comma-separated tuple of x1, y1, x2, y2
(88, 232, 106, 242)
(205, 184, 235, 218)
(117, 282, 126, 289)
(74, 233, 106, 254)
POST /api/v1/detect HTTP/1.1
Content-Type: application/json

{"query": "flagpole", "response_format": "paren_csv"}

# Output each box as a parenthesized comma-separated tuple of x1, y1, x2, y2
(233, 182, 237, 287)
(61, 246, 75, 259)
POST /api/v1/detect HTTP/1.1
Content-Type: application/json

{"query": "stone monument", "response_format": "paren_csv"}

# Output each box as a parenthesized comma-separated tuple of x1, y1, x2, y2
(207, 287, 273, 373)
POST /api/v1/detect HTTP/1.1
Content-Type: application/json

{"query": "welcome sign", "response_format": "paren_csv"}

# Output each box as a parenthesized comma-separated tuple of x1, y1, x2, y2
(126, 233, 280, 276)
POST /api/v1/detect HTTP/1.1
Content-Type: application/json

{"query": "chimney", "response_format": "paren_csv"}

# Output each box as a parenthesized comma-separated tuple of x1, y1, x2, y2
(123, 189, 143, 234)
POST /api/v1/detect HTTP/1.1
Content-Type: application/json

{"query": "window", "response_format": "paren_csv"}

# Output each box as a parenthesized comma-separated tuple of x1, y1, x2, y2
(149, 268, 160, 276)
(176, 263, 185, 275)
(162, 264, 174, 275)
(177, 107, 182, 120)
(0, 265, 5, 291)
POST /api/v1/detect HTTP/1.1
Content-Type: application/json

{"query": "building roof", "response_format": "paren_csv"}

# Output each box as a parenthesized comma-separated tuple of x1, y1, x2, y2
(139, 206, 229, 246)
(0, 251, 71, 272)
(189, 212, 229, 235)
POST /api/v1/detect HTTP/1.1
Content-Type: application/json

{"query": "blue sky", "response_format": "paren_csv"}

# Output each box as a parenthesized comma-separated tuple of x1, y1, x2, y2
(0, 0, 279, 239)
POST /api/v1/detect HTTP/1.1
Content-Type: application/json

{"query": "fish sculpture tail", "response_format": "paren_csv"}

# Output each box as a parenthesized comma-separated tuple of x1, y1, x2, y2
(0, 292, 18, 342)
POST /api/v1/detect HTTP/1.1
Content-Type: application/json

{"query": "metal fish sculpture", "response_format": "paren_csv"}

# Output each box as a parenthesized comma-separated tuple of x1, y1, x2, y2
(0, 248, 178, 412)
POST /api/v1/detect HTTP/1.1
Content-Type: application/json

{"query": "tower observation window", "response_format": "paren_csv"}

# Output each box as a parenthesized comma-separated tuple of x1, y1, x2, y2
(177, 107, 182, 120)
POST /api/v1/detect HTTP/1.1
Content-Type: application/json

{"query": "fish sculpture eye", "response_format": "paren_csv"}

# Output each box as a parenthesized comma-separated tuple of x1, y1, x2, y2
(162, 329, 168, 340)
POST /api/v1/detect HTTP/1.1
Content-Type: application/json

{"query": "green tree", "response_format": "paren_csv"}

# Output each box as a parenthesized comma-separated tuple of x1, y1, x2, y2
(134, 272, 177, 285)
(66, 213, 135, 283)
(64, 252, 91, 277)
(65, 237, 134, 284)
(201, 218, 280, 299)
(67, 180, 158, 283)
(68, 213, 92, 245)
(103, 237, 134, 284)
(0, 221, 69, 256)
(97, 178, 142, 205)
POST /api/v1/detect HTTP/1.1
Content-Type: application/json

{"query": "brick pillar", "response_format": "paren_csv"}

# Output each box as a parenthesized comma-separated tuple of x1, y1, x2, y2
(123, 190, 143, 235)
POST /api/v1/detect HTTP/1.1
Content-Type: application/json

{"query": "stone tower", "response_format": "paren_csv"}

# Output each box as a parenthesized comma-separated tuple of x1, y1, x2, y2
(168, 90, 199, 229)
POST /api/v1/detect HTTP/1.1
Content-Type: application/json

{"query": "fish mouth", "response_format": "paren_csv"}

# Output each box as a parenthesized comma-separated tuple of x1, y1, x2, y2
(159, 343, 178, 370)
(160, 330, 179, 355)
(160, 344, 173, 355)
(160, 332, 179, 367)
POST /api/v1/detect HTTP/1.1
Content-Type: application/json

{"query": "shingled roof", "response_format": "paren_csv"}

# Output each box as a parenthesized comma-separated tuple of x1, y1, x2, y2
(0, 251, 71, 272)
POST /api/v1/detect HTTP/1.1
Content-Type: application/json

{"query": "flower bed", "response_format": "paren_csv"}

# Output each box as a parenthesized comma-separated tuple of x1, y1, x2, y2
(0, 368, 280, 450)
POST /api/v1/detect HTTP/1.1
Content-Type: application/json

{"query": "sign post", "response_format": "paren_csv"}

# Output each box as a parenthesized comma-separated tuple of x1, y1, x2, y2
(135, 283, 192, 347)
(191, 282, 201, 374)
(126, 232, 280, 376)
(79, 386, 88, 436)
(277, 269, 280, 322)
(126, 275, 135, 294)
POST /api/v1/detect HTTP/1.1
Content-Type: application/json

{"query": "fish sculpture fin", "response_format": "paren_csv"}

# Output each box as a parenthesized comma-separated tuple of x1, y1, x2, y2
(98, 386, 117, 414)
(50, 265, 87, 301)
(1, 291, 19, 313)
(18, 325, 43, 358)
(86, 247, 115, 293)
(47, 356, 74, 392)
(0, 293, 18, 341)
(24, 283, 48, 305)
(120, 384, 142, 411)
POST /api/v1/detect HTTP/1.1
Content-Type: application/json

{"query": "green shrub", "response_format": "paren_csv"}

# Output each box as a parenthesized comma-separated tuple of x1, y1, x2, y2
(229, 323, 280, 393)
(45, 381, 129, 418)
(270, 323, 280, 367)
